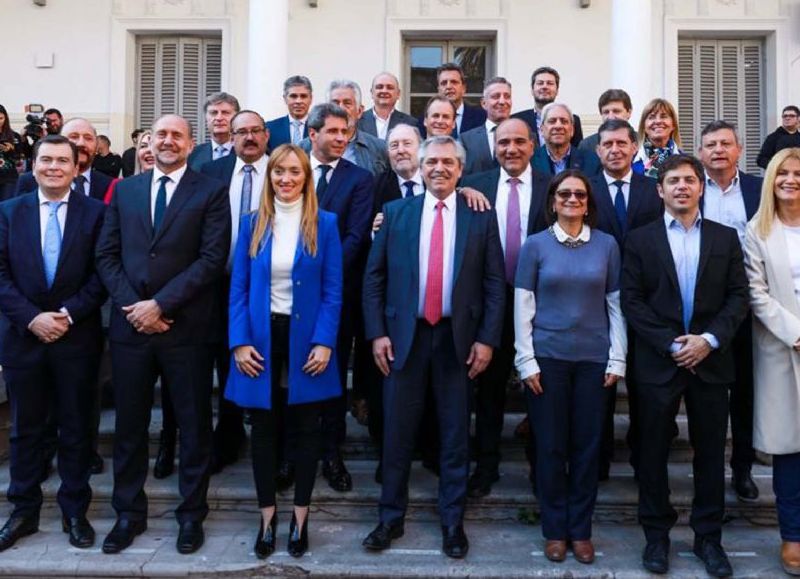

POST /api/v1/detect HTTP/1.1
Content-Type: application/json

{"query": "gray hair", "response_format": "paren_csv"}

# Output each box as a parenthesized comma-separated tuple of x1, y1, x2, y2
(371, 72, 400, 89)
(203, 92, 241, 114)
(326, 79, 363, 105)
(307, 103, 349, 132)
(541, 102, 574, 124)
(386, 123, 422, 145)
(283, 75, 313, 96)
(483, 76, 512, 99)
(418, 135, 466, 167)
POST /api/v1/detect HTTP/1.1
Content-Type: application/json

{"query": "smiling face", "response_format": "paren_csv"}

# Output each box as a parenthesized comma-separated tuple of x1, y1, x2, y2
(231, 112, 269, 163)
(482, 82, 512, 124)
(437, 70, 466, 107)
(151, 115, 193, 172)
(658, 163, 703, 217)
(136, 133, 155, 172)
(644, 106, 676, 148)
(284, 84, 312, 120)
(774, 157, 800, 208)
(532, 72, 558, 108)
(270, 150, 307, 204)
(424, 100, 456, 136)
(421, 141, 462, 198)
(33, 142, 78, 197)
(61, 118, 97, 172)
(541, 105, 574, 148)
(494, 119, 533, 177)
(309, 114, 348, 163)
(698, 128, 741, 175)
(597, 127, 636, 177)
(329, 87, 363, 128)
(387, 124, 420, 177)
(371, 74, 401, 110)
(552, 176, 589, 223)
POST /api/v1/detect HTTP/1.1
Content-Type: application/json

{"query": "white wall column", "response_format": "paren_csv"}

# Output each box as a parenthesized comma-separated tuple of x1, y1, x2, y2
(611, 0, 654, 121)
(247, 0, 288, 118)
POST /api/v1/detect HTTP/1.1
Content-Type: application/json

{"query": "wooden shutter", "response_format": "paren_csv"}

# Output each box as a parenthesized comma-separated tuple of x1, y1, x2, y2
(179, 39, 202, 141)
(136, 40, 158, 133)
(677, 42, 696, 150)
(741, 42, 763, 173)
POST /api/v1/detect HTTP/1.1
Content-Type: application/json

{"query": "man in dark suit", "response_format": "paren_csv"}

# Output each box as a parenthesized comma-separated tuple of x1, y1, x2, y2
(266, 75, 313, 151)
(589, 119, 663, 480)
(0, 135, 106, 551)
(187, 92, 240, 171)
(513, 66, 584, 148)
(531, 103, 601, 177)
(460, 118, 548, 496)
(460, 77, 512, 176)
(16, 118, 113, 201)
(621, 155, 749, 577)
(358, 72, 417, 141)
(420, 63, 486, 139)
(306, 103, 374, 492)
(698, 119, 763, 502)
(96, 114, 231, 555)
(419, 96, 457, 139)
(578, 89, 633, 153)
(362, 135, 505, 558)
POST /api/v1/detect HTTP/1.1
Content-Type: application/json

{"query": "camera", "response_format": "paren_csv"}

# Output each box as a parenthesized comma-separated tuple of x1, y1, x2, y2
(23, 104, 45, 142)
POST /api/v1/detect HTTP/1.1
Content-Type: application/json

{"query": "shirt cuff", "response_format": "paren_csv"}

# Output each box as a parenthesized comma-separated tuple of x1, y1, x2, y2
(518, 358, 540, 381)
(606, 359, 626, 377)
(59, 307, 74, 325)
(701, 333, 719, 349)
(670, 341, 682, 353)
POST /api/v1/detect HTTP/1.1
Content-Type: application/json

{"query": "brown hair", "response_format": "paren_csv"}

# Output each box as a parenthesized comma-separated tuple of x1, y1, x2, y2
(638, 98, 682, 148)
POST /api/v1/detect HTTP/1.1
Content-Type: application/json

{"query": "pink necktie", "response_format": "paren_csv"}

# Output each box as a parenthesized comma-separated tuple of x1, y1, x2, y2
(424, 201, 445, 325)
(505, 178, 522, 284)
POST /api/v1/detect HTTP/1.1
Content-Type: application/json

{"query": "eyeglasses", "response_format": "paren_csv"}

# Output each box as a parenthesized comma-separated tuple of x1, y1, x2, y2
(232, 127, 266, 137)
(555, 190, 588, 200)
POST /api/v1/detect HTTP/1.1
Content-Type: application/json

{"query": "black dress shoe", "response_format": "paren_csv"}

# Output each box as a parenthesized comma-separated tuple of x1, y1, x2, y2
(441, 524, 469, 558)
(153, 429, 176, 480)
(374, 461, 383, 485)
(176, 521, 204, 554)
(287, 514, 309, 558)
(102, 518, 147, 554)
(276, 461, 295, 492)
(254, 514, 277, 559)
(362, 520, 404, 551)
(422, 458, 440, 477)
(467, 470, 499, 498)
(693, 536, 733, 577)
(642, 538, 670, 574)
(0, 515, 39, 552)
(90, 452, 104, 475)
(62, 516, 95, 548)
(322, 457, 352, 492)
(732, 470, 759, 502)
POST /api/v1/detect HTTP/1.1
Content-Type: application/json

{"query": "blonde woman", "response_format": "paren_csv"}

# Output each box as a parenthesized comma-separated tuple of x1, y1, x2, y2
(225, 144, 343, 559)
(743, 147, 800, 576)
(632, 99, 682, 178)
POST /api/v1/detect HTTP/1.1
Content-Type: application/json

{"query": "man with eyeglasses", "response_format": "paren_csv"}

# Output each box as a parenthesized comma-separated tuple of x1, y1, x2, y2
(757, 105, 800, 169)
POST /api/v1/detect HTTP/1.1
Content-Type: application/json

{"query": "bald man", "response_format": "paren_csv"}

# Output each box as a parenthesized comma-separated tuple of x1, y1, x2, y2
(358, 72, 417, 140)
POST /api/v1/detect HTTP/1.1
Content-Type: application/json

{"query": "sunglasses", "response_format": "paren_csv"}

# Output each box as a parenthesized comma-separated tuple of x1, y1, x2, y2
(555, 190, 588, 200)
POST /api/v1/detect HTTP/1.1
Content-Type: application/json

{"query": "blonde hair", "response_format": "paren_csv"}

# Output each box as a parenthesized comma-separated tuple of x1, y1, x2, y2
(638, 98, 682, 149)
(249, 144, 319, 257)
(133, 130, 152, 175)
(753, 147, 800, 239)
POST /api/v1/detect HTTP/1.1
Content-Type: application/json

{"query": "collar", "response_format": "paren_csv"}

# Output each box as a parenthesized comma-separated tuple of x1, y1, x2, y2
(153, 164, 188, 185)
(423, 190, 457, 212)
(485, 119, 498, 133)
(547, 145, 571, 164)
(210, 138, 233, 150)
(234, 154, 269, 175)
(604, 170, 633, 186)
(289, 115, 308, 124)
(456, 102, 464, 117)
(705, 169, 740, 192)
(552, 221, 590, 243)
(500, 165, 532, 186)
(664, 210, 702, 231)
(373, 107, 395, 122)
(37, 188, 71, 205)
(80, 168, 92, 183)
(396, 169, 423, 188)
(311, 154, 340, 172)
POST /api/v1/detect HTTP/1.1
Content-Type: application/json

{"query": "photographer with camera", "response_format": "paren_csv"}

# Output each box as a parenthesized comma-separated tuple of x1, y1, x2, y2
(0, 104, 24, 201)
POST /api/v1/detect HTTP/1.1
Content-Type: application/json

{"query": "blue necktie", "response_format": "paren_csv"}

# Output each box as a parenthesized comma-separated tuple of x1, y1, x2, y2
(240, 165, 254, 218)
(291, 121, 302, 145)
(43, 201, 64, 288)
(153, 175, 169, 233)
(73, 175, 87, 196)
(403, 180, 415, 199)
(316, 165, 331, 198)
(613, 180, 627, 234)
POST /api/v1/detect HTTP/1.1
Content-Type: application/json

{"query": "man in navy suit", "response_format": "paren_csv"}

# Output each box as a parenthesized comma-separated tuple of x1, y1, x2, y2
(460, 77, 513, 176)
(16, 118, 113, 201)
(187, 92, 240, 171)
(96, 114, 230, 555)
(361, 135, 505, 558)
(358, 72, 417, 141)
(266, 75, 313, 151)
(305, 103, 374, 492)
(513, 66, 584, 148)
(698, 119, 763, 503)
(0, 135, 106, 551)
(531, 103, 601, 177)
(589, 119, 663, 479)
(420, 63, 486, 139)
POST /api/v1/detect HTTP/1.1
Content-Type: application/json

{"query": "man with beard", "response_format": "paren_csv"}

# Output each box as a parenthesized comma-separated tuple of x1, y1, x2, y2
(188, 92, 240, 171)
(266, 76, 313, 150)
(358, 72, 416, 141)
(513, 67, 583, 148)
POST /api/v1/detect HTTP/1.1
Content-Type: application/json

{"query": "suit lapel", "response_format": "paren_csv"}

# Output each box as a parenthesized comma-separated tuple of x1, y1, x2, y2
(363, 110, 378, 135)
(452, 196, 472, 284)
(653, 221, 680, 291)
(696, 219, 715, 282)
(322, 161, 346, 207)
(766, 219, 800, 315)
(407, 195, 424, 308)
(22, 194, 47, 288)
(151, 169, 196, 247)
(54, 191, 84, 280)
(593, 178, 622, 241)
(627, 175, 644, 228)
(136, 170, 155, 238)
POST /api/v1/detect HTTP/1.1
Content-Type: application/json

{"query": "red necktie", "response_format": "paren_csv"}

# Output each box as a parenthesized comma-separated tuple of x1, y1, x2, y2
(424, 201, 445, 325)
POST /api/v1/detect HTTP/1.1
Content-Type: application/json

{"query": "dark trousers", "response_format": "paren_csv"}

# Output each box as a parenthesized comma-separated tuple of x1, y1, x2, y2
(622, 330, 641, 472)
(729, 318, 755, 473)
(774, 452, 800, 542)
(380, 319, 470, 527)
(638, 370, 729, 543)
(5, 353, 99, 518)
(473, 286, 514, 477)
(110, 340, 214, 523)
(526, 358, 608, 540)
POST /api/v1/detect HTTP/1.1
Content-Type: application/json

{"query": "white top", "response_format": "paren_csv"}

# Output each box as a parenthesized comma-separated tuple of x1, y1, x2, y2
(37, 189, 69, 249)
(784, 224, 800, 303)
(311, 154, 341, 187)
(603, 170, 633, 208)
(374, 108, 394, 140)
(150, 164, 187, 222)
(229, 154, 268, 268)
(418, 190, 457, 318)
(270, 196, 303, 315)
(495, 166, 532, 256)
(395, 169, 424, 197)
(484, 119, 498, 157)
(703, 171, 747, 246)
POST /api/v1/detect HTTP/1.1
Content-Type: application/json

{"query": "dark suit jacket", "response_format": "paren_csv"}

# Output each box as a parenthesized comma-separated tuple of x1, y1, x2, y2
(700, 171, 762, 221)
(621, 218, 749, 385)
(266, 114, 309, 153)
(460, 125, 498, 175)
(531, 145, 601, 177)
(15, 169, 112, 202)
(372, 168, 405, 215)
(95, 168, 231, 346)
(0, 191, 106, 366)
(121, 146, 136, 177)
(358, 108, 417, 139)
(300, 131, 388, 177)
(512, 108, 584, 148)
(461, 166, 549, 236)
(199, 152, 238, 187)
(417, 103, 487, 139)
(590, 172, 662, 249)
(187, 142, 213, 172)
(363, 193, 505, 370)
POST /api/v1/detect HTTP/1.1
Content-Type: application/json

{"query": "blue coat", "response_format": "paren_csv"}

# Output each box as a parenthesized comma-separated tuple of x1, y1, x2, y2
(225, 209, 343, 409)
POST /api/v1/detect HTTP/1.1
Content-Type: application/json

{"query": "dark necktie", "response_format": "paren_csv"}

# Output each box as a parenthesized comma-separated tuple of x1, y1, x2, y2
(613, 180, 627, 234)
(316, 164, 331, 198)
(403, 180, 415, 199)
(73, 175, 87, 196)
(153, 175, 169, 233)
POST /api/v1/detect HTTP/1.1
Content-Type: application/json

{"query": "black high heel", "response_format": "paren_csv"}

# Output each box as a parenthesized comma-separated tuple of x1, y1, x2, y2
(254, 513, 277, 559)
(287, 512, 309, 558)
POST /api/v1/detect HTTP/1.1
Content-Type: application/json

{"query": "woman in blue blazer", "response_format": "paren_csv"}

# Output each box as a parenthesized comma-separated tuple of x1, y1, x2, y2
(225, 144, 342, 559)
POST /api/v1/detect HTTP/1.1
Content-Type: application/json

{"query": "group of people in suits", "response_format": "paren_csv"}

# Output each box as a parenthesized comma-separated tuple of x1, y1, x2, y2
(0, 59, 799, 577)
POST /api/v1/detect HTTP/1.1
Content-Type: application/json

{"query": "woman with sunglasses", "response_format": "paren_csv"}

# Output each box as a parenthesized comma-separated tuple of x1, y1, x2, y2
(514, 169, 626, 564)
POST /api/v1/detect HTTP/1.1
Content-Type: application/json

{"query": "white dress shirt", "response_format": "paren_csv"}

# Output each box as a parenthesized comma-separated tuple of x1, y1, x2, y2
(418, 190, 457, 318)
(311, 154, 341, 187)
(395, 169, 424, 197)
(37, 189, 69, 249)
(72, 168, 92, 196)
(455, 102, 465, 135)
(374, 109, 394, 140)
(603, 170, 633, 207)
(485, 119, 498, 158)
(228, 154, 268, 266)
(150, 164, 188, 222)
(703, 171, 748, 246)
(495, 166, 532, 256)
